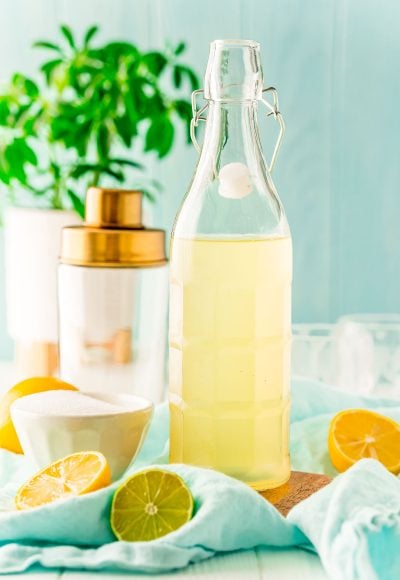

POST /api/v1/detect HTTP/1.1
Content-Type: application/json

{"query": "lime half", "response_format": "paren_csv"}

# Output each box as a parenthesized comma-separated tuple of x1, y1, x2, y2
(110, 468, 194, 542)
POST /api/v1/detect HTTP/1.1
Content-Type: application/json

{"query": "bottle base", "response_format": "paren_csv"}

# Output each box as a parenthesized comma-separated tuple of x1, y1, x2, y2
(248, 472, 291, 492)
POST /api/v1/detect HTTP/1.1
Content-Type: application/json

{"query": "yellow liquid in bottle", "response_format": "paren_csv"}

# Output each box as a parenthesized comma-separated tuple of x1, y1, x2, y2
(169, 236, 292, 490)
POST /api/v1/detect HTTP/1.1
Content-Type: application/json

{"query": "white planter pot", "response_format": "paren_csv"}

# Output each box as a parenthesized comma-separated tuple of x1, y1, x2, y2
(4, 207, 81, 375)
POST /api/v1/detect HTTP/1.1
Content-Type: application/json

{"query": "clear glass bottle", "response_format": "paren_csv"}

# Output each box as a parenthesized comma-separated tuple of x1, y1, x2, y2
(58, 187, 168, 403)
(169, 40, 292, 490)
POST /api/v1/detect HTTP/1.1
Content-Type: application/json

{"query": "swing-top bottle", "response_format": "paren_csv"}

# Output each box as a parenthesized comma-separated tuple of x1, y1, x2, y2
(169, 39, 292, 490)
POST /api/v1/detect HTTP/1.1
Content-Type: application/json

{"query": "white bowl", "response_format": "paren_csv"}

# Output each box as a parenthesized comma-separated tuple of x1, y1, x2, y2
(11, 391, 153, 480)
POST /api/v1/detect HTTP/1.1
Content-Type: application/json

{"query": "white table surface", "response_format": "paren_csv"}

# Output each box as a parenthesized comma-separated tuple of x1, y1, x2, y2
(0, 363, 327, 580)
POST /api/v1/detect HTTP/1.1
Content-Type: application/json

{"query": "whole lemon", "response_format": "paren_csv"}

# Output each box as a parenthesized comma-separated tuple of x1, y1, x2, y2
(0, 377, 77, 453)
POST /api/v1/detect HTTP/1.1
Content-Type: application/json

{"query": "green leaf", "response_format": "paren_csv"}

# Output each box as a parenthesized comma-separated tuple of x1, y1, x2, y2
(60, 25, 76, 49)
(0, 155, 10, 185)
(110, 157, 143, 170)
(0, 171, 10, 186)
(180, 65, 199, 91)
(33, 40, 62, 53)
(14, 103, 32, 124)
(125, 78, 146, 118)
(22, 117, 36, 135)
(83, 25, 99, 47)
(21, 142, 38, 166)
(51, 115, 92, 156)
(104, 41, 137, 57)
(25, 184, 49, 197)
(41, 59, 63, 83)
(99, 166, 125, 181)
(140, 188, 156, 203)
(0, 100, 10, 125)
(145, 115, 174, 158)
(8, 74, 38, 97)
(114, 116, 133, 148)
(71, 163, 124, 183)
(11, 73, 25, 89)
(74, 121, 93, 156)
(148, 92, 167, 117)
(174, 42, 186, 56)
(50, 161, 61, 180)
(173, 65, 183, 89)
(97, 124, 110, 160)
(142, 52, 167, 76)
(67, 189, 85, 217)
(70, 163, 96, 179)
(174, 99, 192, 119)
(23, 78, 39, 97)
(174, 99, 192, 141)
(148, 178, 163, 190)
(50, 116, 76, 140)
(4, 141, 27, 183)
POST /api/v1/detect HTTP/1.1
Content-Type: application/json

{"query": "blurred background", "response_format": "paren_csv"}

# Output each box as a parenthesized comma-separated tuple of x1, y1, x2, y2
(0, 0, 400, 363)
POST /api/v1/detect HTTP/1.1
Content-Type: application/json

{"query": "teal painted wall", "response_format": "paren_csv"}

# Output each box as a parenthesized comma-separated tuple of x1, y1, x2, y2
(1, 0, 400, 358)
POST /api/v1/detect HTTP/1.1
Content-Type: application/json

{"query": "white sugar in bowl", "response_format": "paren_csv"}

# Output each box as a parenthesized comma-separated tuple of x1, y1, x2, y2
(11, 390, 153, 480)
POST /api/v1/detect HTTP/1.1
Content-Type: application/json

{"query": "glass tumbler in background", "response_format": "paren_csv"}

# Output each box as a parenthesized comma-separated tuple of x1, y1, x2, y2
(335, 314, 400, 397)
(291, 324, 338, 386)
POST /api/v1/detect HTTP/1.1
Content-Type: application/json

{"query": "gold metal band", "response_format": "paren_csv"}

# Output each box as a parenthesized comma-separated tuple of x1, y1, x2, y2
(60, 188, 167, 267)
(60, 226, 167, 268)
(85, 187, 143, 228)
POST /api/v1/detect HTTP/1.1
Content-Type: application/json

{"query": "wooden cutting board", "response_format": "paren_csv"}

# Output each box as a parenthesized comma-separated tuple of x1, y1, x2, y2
(260, 471, 332, 516)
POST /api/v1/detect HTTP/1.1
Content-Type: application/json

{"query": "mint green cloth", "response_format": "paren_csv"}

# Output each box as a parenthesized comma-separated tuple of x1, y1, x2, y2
(0, 379, 399, 579)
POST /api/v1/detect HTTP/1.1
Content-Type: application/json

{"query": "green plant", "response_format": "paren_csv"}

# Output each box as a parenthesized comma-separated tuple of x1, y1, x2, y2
(0, 25, 198, 216)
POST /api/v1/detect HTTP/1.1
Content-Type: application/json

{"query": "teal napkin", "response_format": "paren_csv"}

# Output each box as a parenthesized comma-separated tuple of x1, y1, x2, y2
(0, 378, 399, 579)
(288, 459, 400, 580)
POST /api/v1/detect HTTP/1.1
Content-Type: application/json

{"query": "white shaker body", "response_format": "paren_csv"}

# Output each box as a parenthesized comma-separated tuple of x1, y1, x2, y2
(58, 264, 168, 403)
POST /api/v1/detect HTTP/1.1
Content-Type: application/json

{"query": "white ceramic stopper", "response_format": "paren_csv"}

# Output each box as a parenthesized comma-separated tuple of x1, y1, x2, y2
(218, 162, 253, 199)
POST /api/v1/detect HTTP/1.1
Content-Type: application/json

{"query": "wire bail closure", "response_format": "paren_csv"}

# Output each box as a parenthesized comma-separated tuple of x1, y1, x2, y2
(190, 89, 208, 155)
(190, 87, 285, 174)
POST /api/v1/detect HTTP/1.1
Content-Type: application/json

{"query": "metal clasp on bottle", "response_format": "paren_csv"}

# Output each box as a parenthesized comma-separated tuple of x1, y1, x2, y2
(190, 87, 285, 174)
(190, 89, 208, 154)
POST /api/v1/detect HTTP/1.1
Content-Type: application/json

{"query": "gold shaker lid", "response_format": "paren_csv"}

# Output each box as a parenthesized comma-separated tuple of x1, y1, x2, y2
(60, 187, 167, 268)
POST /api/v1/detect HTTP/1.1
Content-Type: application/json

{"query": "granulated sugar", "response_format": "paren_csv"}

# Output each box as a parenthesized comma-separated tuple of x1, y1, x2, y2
(13, 390, 130, 416)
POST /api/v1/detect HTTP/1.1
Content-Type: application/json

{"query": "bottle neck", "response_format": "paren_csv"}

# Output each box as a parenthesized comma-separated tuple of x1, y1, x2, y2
(198, 100, 268, 180)
(173, 97, 288, 240)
